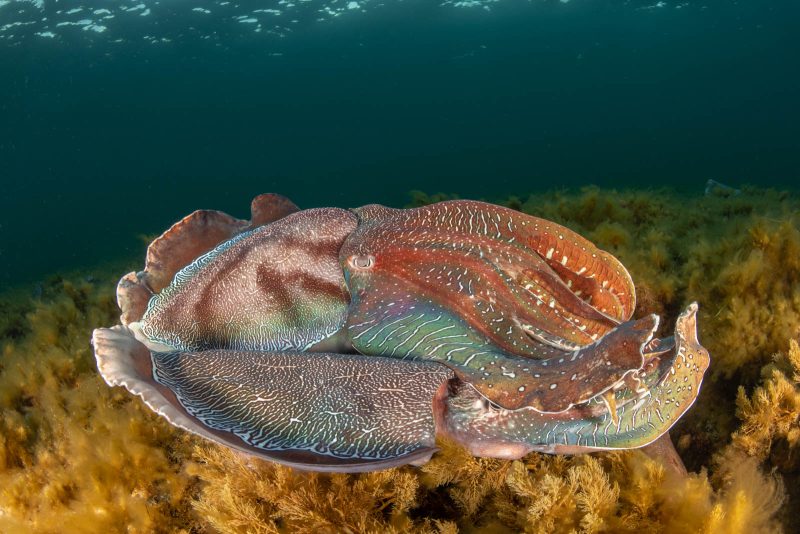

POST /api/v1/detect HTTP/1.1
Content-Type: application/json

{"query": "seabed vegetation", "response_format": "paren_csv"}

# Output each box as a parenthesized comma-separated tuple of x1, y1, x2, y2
(1, 185, 798, 533)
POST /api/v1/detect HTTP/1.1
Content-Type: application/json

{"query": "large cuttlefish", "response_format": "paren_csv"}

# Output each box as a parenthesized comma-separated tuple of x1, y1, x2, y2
(92, 194, 709, 472)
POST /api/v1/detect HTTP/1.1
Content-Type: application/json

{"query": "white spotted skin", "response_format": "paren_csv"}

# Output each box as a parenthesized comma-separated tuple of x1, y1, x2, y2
(342, 226, 659, 413)
(343, 201, 634, 361)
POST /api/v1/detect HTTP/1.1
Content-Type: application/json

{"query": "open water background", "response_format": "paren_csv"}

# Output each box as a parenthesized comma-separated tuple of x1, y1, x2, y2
(0, 0, 798, 287)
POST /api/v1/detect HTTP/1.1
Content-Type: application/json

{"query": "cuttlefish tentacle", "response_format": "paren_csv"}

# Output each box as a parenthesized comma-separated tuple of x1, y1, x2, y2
(435, 304, 709, 457)
(93, 326, 454, 472)
(138, 208, 356, 352)
(342, 200, 635, 360)
(117, 193, 299, 325)
(346, 282, 658, 412)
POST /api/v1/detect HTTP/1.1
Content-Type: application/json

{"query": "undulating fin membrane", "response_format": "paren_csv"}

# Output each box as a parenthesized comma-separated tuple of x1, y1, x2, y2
(117, 193, 299, 325)
(139, 207, 356, 352)
(435, 303, 709, 457)
(144, 210, 250, 294)
(346, 276, 658, 412)
(250, 193, 300, 228)
(342, 200, 634, 361)
(92, 326, 453, 472)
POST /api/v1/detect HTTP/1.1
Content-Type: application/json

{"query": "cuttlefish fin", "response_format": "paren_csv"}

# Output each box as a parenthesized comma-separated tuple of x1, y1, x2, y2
(117, 209, 248, 325)
(144, 210, 250, 294)
(249, 193, 300, 228)
(92, 326, 453, 472)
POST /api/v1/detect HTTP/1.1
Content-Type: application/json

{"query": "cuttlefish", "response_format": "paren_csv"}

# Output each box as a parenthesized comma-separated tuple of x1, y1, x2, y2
(92, 194, 710, 472)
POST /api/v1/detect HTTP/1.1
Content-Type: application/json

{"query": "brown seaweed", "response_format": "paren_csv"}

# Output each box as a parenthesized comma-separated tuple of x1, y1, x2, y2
(0, 185, 798, 533)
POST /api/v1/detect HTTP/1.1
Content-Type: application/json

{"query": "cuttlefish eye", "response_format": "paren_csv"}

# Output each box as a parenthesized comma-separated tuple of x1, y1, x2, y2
(349, 254, 375, 270)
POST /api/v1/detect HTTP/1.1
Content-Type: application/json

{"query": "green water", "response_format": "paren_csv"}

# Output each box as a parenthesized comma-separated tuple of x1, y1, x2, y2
(1, 0, 798, 288)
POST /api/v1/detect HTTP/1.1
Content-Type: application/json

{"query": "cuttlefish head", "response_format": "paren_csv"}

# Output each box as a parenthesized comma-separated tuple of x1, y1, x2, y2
(341, 200, 648, 411)
(342, 201, 636, 353)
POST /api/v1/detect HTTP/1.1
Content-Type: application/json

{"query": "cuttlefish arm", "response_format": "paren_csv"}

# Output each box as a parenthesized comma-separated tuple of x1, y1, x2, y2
(345, 253, 657, 412)
(435, 304, 710, 457)
(342, 199, 649, 412)
(136, 207, 357, 353)
(92, 326, 453, 472)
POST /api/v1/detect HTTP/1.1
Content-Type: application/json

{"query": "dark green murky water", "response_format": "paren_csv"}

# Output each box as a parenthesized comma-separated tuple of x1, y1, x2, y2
(1, 0, 798, 287)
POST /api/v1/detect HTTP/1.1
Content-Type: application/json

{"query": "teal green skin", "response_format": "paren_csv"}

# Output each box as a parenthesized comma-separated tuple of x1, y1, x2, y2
(345, 271, 659, 414)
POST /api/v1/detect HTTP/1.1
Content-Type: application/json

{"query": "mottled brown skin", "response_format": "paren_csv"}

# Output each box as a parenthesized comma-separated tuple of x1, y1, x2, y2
(117, 271, 153, 326)
(144, 210, 250, 294)
(249, 193, 300, 228)
(140, 208, 357, 352)
(116, 193, 299, 325)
